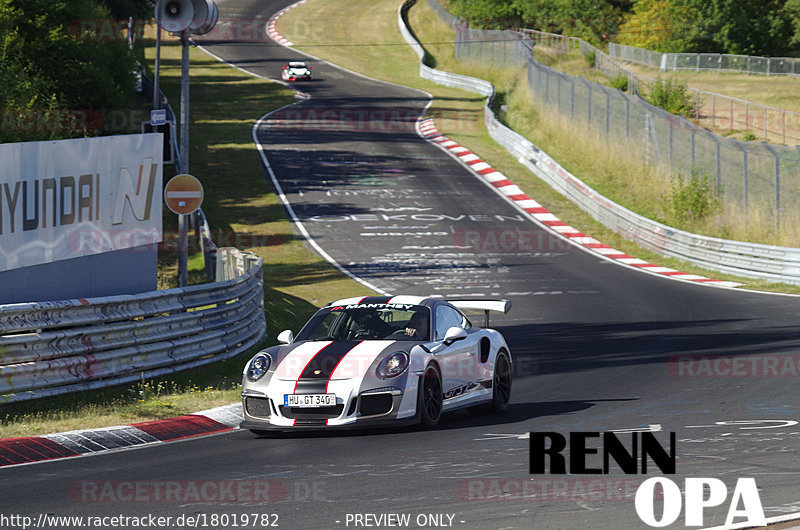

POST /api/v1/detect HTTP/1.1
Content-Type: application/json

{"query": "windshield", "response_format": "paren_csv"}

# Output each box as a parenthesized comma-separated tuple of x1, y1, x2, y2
(295, 303, 431, 342)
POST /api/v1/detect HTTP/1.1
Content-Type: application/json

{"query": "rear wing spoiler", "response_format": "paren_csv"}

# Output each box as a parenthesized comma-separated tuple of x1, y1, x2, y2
(449, 299, 511, 327)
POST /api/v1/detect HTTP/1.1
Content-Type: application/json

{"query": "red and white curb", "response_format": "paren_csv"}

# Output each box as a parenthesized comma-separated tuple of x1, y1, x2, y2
(267, 0, 306, 47)
(0, 404, 242, 468)
(417, 117, 744, 289)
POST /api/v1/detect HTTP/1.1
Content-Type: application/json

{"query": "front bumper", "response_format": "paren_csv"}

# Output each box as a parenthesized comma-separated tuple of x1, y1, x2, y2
(240, 383, 418, 430)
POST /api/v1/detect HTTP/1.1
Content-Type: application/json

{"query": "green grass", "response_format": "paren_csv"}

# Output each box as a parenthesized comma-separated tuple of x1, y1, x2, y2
(278, 0, 800, 294)
(0, 36, 373, 438)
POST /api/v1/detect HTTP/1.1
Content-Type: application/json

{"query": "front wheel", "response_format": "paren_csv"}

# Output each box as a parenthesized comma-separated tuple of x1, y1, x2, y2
(418, 364, 443, 428)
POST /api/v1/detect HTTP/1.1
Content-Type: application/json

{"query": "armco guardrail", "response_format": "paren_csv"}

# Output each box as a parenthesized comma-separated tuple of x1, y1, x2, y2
(0, 248, 265, 403)
(399, 0, 800, 286)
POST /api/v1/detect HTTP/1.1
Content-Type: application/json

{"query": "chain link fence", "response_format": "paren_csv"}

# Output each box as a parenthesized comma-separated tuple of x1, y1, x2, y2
(610, 43, 800, 76)
(426, 0, 800, 226)
(607, 43, 800, 145)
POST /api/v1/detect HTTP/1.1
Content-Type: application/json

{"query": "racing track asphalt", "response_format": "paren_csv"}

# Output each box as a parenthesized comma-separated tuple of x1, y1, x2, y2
(3, 1, 800, 528)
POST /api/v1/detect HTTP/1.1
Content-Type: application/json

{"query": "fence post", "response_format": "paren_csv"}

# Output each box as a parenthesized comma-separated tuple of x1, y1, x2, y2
(668, 114, 674, 166)
(712, 94, 715, 128)
(545, 70, 549, 102)
(782, 110, 786, 144)
(745, 102, 749, 132)
(571, 78, 575, 118)
(626, 97, 630, 137)
(715, 139, 721, 196)
(695, 91, 700, 121)
(587, 80, 592, 125)
(774, 149, 780, 225)
(557, 71, 562, 110)
(764, 145, 780, 227)
(742, 147, 749, 209)
(730, 98, 734, 131)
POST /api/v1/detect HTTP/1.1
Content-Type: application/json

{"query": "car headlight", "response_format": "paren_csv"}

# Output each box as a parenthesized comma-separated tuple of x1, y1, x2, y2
(246, 353, 272, 382)
(377, 351, 409, 379)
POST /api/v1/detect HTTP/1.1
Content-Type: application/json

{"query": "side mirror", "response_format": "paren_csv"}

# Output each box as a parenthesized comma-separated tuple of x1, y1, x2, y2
(277, 330, 294, 344)
(443, 326, 467, 346)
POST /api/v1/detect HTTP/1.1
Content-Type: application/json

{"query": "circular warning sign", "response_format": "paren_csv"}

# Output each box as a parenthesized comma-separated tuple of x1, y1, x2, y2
(164, 174, 204, 215)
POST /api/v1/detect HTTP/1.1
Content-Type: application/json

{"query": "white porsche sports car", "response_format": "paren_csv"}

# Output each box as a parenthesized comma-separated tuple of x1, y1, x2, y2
(281, 61, 312, 81)
(240, 296, 512, 432)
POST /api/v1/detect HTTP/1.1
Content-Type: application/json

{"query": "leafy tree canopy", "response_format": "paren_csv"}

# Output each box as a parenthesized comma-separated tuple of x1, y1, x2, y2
(618, 0, 797, 55)
(0, 0, 137, 142)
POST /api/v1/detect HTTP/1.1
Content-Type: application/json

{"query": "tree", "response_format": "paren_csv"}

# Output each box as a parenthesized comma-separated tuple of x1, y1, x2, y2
(512, 0, 631, 43)
(617, 0, 699, 52)
(0, 0, 135, 142)
(447, 0, 521, 28)
(618, 0, 797, 55)
(103, 0, 156, 20)
(692, 0, 795, 56)
(447, 0, 633, 42)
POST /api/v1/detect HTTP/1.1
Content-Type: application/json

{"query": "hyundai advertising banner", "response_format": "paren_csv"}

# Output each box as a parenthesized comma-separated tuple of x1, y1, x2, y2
(0, 133, 163, 273)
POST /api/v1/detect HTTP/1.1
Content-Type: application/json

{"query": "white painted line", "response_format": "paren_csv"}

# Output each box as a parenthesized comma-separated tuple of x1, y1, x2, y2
(165, 191, 202, 199)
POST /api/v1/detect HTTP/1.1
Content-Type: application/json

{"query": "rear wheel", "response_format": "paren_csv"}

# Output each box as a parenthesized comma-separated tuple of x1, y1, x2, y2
(491, 352, 512, 412)
(418, 364, 443, 428)
(469, 351, 512, 415)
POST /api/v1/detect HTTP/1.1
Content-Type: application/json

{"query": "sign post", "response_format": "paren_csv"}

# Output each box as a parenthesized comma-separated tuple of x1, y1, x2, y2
(164, 173, 204, 286)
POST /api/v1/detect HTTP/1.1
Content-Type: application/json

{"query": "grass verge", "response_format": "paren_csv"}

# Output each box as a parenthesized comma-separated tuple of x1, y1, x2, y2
(277, 0, 800, 294)
(0, 37, 372, 438)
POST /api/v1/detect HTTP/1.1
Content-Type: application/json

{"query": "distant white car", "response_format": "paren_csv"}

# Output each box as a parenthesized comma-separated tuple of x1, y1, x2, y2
(281, 61, 312, 81)
(240, 295, 513, 433)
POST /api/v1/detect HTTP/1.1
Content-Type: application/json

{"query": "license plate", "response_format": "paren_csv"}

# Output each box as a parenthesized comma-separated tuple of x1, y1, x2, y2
(284, 393, 336, 408)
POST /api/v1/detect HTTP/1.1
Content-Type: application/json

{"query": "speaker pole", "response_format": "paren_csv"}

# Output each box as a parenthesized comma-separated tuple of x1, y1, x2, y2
(153, 22, 162, 110)
(178, 28, 190, 287)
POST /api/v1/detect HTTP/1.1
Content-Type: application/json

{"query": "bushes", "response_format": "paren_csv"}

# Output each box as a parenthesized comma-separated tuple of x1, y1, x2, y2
(664, 168, 721, 224)
(646, 79, 694, 118)
(610, 74, 628, 92)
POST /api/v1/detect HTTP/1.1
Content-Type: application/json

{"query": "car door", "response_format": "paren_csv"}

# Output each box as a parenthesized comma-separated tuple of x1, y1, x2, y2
(433, 304, 480, 407)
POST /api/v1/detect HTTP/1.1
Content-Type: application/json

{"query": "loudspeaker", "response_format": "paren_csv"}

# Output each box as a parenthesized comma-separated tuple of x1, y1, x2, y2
(154, 0, 194, 33)
(190, 0, 218, 35)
